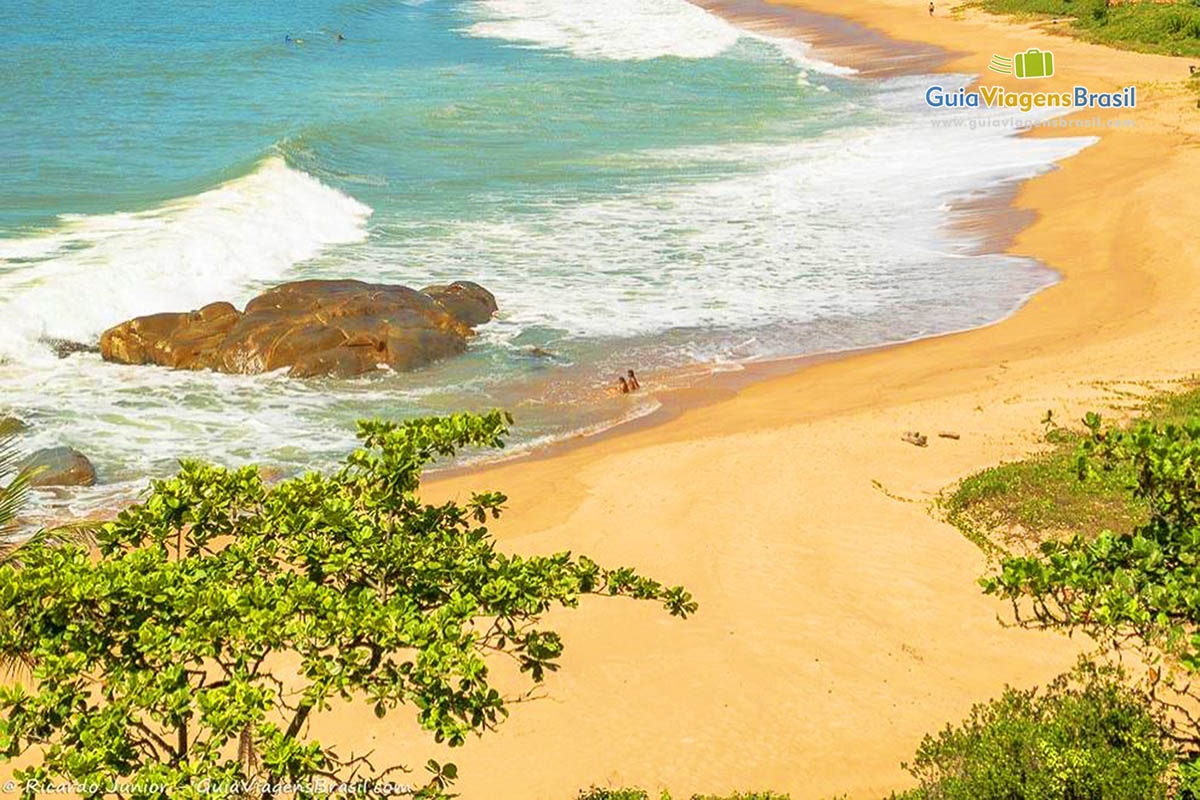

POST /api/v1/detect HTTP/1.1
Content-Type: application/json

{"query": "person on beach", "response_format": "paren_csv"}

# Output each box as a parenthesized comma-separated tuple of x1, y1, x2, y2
(627, 369, 641, 391)
(618, 377, 630, 394)
(928, 2, 935, 16)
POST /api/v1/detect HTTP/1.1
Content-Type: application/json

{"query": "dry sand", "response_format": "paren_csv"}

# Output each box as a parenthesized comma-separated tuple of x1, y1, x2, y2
(341, 4, 1200, 798)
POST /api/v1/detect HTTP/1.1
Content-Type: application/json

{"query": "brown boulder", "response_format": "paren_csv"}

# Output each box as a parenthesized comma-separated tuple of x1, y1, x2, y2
(99, 302, 240, 370)
(99, 279, 495, 378)
(20, 447, 97, 487)
(421, 281, 498, 327)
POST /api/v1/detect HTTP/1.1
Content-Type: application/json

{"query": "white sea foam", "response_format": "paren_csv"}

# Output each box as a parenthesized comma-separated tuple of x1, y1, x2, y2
(465, 0, 741, 60)
(0, 156, 371, 360)
(0, 67, 1097, 512)
(463, 0, 852, 73)
(367, 76, 1094, 343)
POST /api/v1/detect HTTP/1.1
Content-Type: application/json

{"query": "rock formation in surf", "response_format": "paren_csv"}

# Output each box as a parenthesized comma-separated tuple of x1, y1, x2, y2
(20, 446, 97, 487)
(99, 279, 497, 379)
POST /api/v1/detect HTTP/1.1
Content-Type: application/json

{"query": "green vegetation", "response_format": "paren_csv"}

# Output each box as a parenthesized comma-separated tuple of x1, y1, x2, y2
(944, 423, 1143, 550)
(928, 383, 1200, 798)
(576, 790, 788, 800)
(981, 406, 1200, 753)
(973, 0, 1200, 57)
(0, 412, 696, 798)
(945, 385, 1200, 549)
(892, 660, 1174, 799)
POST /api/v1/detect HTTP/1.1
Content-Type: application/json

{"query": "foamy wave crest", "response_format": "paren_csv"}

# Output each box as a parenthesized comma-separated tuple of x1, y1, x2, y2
(0, 157, 371, 359)
(465, 0, 744, 60)
(463, 0, 853, 74)
(374, 80, 1093, 343)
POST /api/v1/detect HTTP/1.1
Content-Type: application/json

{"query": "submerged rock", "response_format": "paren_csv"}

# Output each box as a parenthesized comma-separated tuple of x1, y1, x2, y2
(20, 447, 97, 487)
(42, 338, 101, 359)
(0, 416, 29, 437)
(99, 279, 497, 379)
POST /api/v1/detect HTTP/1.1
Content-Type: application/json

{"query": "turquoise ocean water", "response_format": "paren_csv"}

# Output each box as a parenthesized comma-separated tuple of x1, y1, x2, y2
(0, 0, 1093, 510)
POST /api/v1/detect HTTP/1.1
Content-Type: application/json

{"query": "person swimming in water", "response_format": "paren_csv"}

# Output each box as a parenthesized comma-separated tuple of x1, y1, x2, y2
(617, 377, 630, 394)
(626, 369, 640, 391)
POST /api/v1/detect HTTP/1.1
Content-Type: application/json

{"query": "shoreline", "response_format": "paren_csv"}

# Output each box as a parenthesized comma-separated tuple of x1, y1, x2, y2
(424, 0, 1106, 489)
(429, 2, 1060, 484)
(385, 3, 1200, 798)
(3, 0, 1103, 517)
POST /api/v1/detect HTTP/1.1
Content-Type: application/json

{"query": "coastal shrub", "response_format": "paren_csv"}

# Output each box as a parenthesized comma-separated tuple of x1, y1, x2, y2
(0, 412, 696, 798)
(894, 661, 1173, 800)
(944, 424, 1143, 548)
(982, 409, 1200, 749)
(577, 790, 657, 800)
(976, 0, 1200, 55)
(575, 790, 788, 800)
(946, 385, 1200, 548)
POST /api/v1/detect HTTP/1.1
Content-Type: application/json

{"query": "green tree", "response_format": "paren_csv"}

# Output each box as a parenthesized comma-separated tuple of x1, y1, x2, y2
(982, 413, 1200, 751)
(0, 412, 696, 798)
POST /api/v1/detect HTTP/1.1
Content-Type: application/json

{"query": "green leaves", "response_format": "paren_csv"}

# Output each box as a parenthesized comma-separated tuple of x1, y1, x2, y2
(983, 413, 1200, 748)
(899, 660, 1173, 800)
(0, 412, 693, 797)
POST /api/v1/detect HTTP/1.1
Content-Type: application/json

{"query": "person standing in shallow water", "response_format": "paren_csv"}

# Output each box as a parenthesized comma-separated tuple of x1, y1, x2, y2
(627, 369, 640, 391)
(618, 377, 630, 394)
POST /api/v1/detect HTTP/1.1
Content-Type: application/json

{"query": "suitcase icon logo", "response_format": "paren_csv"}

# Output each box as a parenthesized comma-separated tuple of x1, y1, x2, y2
(989, 49, 1055, 79)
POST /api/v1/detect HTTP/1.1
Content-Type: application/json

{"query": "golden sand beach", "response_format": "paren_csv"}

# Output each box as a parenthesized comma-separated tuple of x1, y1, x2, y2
(5, 2, 1194, 799)
(315, 2, 1200, 798)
